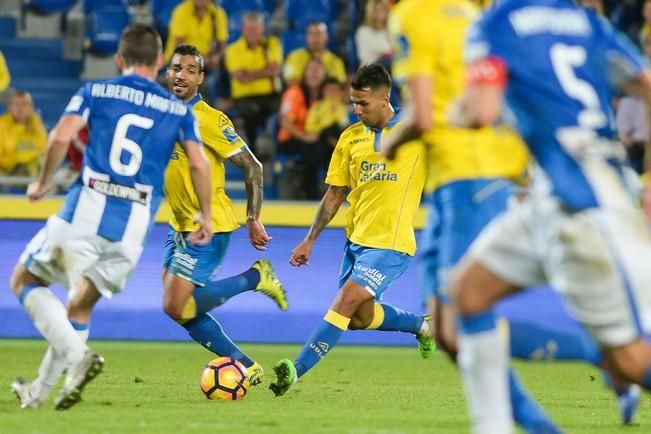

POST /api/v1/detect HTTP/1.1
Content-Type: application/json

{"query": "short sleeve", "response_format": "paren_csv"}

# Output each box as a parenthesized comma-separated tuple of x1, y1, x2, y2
(268, 37, 283, 64)
(283, 50, 304, 82)
(203, 112, 246, 159)
(327, 54, 346, 83)
(389, 11, 436, 86)
(63, 84, 91, 122)
(178, 108, 201, 145)
(224, 42, 239, 72)
(325, 134, 350, 187)
(215, 7, 229, 43)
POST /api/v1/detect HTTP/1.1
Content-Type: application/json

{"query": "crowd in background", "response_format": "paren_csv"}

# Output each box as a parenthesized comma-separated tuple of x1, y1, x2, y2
(1, 0, 651, 198)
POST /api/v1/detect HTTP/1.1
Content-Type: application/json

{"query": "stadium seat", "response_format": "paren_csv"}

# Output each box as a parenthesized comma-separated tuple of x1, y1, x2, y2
(83, 0, 127, 14)
(85, 6, 131, 56)
(280, 31, 305, 55)
(285, 0, 331, 31)
(22, 0, 77, 15)
(220, 0, 265, 16)
(152, 0, 182, 43)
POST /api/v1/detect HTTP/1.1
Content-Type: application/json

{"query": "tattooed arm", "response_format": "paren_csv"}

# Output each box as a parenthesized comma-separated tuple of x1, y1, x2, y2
(289, 185, 348, 266)
(229, 148, 270, 250)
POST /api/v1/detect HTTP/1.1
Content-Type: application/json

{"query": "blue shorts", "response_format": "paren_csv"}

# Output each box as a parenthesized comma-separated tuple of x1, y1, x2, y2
(417, 195, 440, 305)
(162, 230, 231, 286)
(338, 240, 411, 299)
(421, 178, 513, 303)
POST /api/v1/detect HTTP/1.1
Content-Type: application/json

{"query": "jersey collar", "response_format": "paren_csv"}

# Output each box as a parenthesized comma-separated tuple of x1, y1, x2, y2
(368, 106, 402, 152)
(188, 94, 202, 107)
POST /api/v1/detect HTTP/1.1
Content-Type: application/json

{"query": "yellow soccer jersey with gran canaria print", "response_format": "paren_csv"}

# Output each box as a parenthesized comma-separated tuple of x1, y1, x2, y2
(389, 0, 528, 193)
(326, 115, 426, 256)
(165, 98, 245, 233)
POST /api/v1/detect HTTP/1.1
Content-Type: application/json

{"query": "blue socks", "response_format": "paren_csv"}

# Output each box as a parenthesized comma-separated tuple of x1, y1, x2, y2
(509, 319, 601, 365)
(182, 313, 254, 368)
(193, 268, 260, 314)
(294, 310, 350, 377)
(365, 302, 422, 334)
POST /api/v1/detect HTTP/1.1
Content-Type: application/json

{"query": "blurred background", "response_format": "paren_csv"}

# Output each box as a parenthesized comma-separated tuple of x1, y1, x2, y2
(0, 0, 640, 345)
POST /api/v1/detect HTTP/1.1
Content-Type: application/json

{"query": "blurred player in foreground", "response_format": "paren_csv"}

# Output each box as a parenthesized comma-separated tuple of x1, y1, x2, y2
(9, 24, 212, 410)
(269, 64, 433, 396)
(382, 1, 566, 432)
(450, 1, 651, 432)
(162, 44, 288, 385)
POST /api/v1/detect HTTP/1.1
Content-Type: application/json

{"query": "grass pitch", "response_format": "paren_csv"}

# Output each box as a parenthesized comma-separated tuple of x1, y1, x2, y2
(0, 339, 647, 433)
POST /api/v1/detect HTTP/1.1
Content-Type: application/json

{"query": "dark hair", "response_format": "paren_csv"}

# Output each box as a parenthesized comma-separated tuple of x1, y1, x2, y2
(171, 44, 205, 73)
(351, 63, 391, 91)
(118, 24, 162, 67)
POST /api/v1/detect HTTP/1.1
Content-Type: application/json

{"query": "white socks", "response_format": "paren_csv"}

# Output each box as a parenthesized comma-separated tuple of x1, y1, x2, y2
(22, 287, 88, 374)
(31, 328, 90, 401)
(459, 327, 513, 434)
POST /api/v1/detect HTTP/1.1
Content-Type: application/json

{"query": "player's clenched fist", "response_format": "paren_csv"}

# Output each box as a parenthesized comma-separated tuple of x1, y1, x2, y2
(290, 239, 314, 266)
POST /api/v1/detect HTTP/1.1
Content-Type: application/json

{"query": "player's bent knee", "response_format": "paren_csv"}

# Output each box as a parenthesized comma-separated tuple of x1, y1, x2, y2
(9, 263, 44, 296)
(604, 340, 651, 384)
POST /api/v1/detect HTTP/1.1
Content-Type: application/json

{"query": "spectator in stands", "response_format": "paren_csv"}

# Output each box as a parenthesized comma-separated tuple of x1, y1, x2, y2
(616, 30, 651, 174)
(277, 58, 327, 198)
(355, 0, 391, 67)
(0, 90, 47, 177)
(0, 50, 10, 102)
(225, 11, 282, 157)
(283, 22, 346, 85)
(304, 77, 349, 166)
(641, 0, 651, 44)
(164, 0, 229, 99)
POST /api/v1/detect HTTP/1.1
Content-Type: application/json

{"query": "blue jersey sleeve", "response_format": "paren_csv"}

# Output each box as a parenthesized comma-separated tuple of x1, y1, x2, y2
(62, 83, 91, 121)
(178, 108, 201, 144)
(465, 11, 508, 64)
(598, 17, 647, 89)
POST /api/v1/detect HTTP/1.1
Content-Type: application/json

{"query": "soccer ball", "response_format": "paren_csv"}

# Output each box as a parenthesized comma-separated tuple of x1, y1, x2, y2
(199, 357, 250, 400)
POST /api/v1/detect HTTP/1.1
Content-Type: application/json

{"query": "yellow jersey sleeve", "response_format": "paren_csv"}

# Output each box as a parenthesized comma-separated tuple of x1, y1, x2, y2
(214, 6, 228, 43)
(282, 49, 306, 83)
(325, 131, 351, 187)
(0, 51, 9, 92)
(389, 8, 436, 86)
(200, 111, 247, 160)
(268, 36, 283, 64)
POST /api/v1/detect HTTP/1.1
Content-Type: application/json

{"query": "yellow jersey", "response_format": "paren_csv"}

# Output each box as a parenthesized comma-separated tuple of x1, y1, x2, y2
(389, 0, 528, 193)
(0, 112, 47, 175)
(326, 112, 426, 256)
(164, 96, 245, 233)
(164, 0, 228, 60)
(283, 48, 346, 83)
(0, 51, 9, 92)
(225, 36, 283, 99)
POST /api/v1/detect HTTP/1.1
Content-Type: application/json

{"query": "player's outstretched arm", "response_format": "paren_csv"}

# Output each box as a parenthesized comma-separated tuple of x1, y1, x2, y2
(289, 185, 348, 267)
(229, 149, 271, 251)
(27, 114, 85, 202)
(380, 76, 432, 160)
(182, 139, 213, 244)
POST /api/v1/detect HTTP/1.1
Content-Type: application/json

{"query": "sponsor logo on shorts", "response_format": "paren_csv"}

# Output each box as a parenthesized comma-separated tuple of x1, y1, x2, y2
(354, 263, 386, 290)
(173, 251, 198, 272)
(88, 178, 150, 205)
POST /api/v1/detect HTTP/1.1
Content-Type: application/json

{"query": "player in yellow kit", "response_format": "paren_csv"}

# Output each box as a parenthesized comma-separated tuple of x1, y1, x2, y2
(380, 2, 563, 433)
(162, 44, 288, 386)
(269, 64, 434, 397)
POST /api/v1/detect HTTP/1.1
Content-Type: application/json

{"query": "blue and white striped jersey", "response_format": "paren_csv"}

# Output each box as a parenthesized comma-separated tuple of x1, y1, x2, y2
(58, 74, 201, 245)
(466, 0, 647, 210)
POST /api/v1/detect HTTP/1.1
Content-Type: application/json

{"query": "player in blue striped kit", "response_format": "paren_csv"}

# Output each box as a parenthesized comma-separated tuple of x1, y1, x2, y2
(8, 24, 213, 411)
(451, 1, 651, 432)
